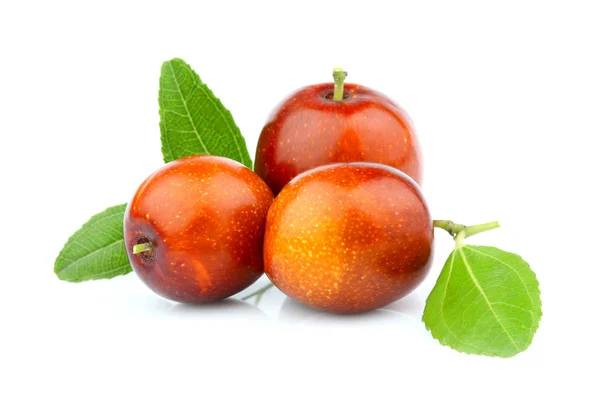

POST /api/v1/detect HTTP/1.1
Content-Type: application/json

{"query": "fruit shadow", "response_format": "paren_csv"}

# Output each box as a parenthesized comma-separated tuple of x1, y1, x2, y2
(380, 293, 424, 318)
(277, 293, 423, 327)
(165, 298, 270, 321)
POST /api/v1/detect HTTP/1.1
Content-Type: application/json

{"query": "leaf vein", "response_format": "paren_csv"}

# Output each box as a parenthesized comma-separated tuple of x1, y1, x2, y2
(167, 61, 210, 154)
(57, 240, 125, 274)
(458, 247, 521, 352)
(439, 250, 484, 351)
(465, 246, 535, 309)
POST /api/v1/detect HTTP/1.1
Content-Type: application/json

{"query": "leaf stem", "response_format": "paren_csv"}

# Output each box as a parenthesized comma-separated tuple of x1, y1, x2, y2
(132, 242, 153, 254)
(332, 68, 347, 101)
(454, 230, 467, 248)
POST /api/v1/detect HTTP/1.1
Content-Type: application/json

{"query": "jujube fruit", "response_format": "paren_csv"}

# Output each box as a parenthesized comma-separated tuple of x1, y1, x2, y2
(255, 69, 423, 195)
(264, 162, 433, 313)
(124, 155, 274, 303)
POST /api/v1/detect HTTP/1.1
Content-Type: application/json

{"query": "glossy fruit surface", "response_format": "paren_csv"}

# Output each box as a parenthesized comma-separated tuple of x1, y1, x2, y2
(264, 163, 433, 313)
(255, 83, 423, 194)
(124, 155, 273, 303)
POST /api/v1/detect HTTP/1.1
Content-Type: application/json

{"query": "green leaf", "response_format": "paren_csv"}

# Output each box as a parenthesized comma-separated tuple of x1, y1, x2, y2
(54, 204, 131, 282)
(423, 245, 542, 358)
(159, 58, 252, 168)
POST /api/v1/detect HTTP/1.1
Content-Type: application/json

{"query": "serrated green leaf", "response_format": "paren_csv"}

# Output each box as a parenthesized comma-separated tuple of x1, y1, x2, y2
(54, 204, 131, 282)
(423, 245, 542, 357)
(159, 58, 252, 168)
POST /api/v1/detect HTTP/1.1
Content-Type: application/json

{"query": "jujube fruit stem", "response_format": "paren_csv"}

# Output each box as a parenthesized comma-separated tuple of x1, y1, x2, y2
(132, 242, 153, 254)
(332, 68, 347, 101)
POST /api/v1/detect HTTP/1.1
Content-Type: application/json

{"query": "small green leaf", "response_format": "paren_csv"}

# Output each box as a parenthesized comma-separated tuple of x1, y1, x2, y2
(54, 204, 131, 282)
(423, 245, 542, 357)
(159, 58, 252, 168)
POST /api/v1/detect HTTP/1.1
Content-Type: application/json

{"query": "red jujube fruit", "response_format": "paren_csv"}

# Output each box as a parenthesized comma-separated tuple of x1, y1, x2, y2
(264, 162, 433, 313)
(255, 78, 423, 195)
(124, 155, 273, 303)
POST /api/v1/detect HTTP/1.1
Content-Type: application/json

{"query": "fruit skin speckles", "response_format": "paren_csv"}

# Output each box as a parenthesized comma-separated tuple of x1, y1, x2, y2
(264, 162, 433, 313)
(255, 83, 423, 195)
(124, 155, 274, 303)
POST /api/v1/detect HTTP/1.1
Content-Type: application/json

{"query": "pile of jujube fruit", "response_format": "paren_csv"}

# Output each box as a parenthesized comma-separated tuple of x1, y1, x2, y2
(125, 68, 433, 313)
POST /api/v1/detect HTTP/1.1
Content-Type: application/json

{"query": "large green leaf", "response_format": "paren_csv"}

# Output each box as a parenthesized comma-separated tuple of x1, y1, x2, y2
(159, 58, 252, 168)
(54, 204, 131, 282)
(423, 245, 542, 357)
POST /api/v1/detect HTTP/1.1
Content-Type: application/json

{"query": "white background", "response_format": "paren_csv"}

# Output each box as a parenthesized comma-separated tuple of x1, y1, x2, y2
(1, 0, 598, 398)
